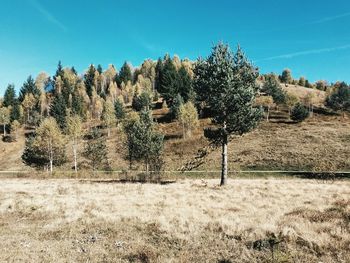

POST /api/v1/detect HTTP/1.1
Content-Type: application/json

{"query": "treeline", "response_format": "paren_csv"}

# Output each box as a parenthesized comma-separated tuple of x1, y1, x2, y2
(1, 42, 350, 184)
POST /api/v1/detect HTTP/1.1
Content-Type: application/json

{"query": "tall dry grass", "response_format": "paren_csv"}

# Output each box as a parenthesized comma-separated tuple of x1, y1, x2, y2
(0, 178, 349, 262)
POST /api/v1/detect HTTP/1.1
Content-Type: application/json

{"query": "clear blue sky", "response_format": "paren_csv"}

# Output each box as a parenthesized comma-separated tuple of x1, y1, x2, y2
(1, 0, 350, 94)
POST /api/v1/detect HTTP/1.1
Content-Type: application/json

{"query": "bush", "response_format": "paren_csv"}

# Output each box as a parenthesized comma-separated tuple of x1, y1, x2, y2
(291, 103, 309, 122)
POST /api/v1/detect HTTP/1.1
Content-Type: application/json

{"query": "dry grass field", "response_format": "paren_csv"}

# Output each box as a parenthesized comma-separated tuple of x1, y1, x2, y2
(0, 178, 349, 262)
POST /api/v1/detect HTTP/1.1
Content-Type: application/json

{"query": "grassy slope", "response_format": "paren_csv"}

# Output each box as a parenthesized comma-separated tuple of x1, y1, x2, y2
(1, 85, 349, 174)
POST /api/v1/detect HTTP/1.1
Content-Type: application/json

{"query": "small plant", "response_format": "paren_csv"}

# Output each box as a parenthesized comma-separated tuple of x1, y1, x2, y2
(291, 102, 309, 122)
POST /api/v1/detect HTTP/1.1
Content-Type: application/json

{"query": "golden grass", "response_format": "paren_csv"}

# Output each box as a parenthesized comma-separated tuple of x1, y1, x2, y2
(0, 178, 349, 262)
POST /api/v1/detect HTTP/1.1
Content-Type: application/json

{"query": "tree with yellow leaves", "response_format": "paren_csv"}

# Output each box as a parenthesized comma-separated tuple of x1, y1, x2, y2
(178, 102, 199, 138)
(65, 115, 83, 172)
(10, 120, 21, 140)
(255, 96, 275, 121)
(102, 99, 116, 137)
(22, 93, 36, 124)
(0, 107, 10, 136)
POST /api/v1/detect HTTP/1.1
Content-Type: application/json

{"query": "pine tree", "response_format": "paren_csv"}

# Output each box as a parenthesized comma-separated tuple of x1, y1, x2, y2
(291, 102, 309, 122)
(10, 100, 22, 122)
(298, 77, 306, 87)
(118, 62, 133, 85)
(169, 94, 184, 119)
(83, 128, 109, 171)
(263, 74, 286, 105)
(54, 61, 64, 80)
(155, 58, 164, 93)
(132, 90, 153, 112)
(19, 76, 41, 102)
(114, 99, 125, 121)
(84, 64, 96, 98)
(123, 110, 164, 179)
(194, 43, 262, 185)
(102, 99, 116, 137)
(71, 92, 84, 118)
(326, 82, 350, 117)
(178, 65, 194, 102)
(97, 64, 103, 74)
(65, 115, 83, 172)
(160, 56, 179, 102)
(280, 69, 293, 84)
(3, 84, 16, 107)
(50, 94, 67, 129)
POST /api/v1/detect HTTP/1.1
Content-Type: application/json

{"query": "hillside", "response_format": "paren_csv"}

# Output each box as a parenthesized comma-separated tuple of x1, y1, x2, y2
(1, 84, 349, 176)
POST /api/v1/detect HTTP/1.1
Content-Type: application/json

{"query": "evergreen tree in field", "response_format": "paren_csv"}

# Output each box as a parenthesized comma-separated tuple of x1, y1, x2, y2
(262, 74, 286, 105)
(19, 76, 41, 102)
(84, 64, 96, 98)
(118, 62, 133, 85)
(50, 94, 67, 129)
(123, 110, 164, 178)
(83, 128, 109, 171)
(326, 82, 350, 116)
(291, 102, 309, 122)
(3, 84, 16, 107)
(178, 65, 194, 102)
(114, 99, 126, 120)
(298, 77, 306, 87)
(194, 43, 262, 186)
(280, 69, 293, 84)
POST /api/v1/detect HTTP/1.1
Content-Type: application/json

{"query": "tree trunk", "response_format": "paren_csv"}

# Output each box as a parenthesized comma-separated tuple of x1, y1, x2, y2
(266, 107, 270, 122)
(3, 124, 5, 136)
(220, 127, 228, 186)
(50, 159, 53, 174)
(73, 144, 77, 173)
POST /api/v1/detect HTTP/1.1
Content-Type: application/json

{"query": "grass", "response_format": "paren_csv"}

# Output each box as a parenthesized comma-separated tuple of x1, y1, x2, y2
(0, 177, 349, 262)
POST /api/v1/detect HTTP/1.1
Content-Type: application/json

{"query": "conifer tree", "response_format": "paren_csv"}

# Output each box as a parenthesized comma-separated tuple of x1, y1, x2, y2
(114, 99, 125, 121)
(178, 65, 194, 102)
(3, 84, 16, 107)
(19, 76, 41, 102)
(118, 62, 133, 85)
(160, 56, 179, 102)
(50, 94, 67, 129)
(194, 43, 262, 185)
(280, 69, 293, 84)
(83, 128, 109, 171)
(123, 110, 164, 178)
(155, 58, 164, 93)
(84, 64, 97, 98)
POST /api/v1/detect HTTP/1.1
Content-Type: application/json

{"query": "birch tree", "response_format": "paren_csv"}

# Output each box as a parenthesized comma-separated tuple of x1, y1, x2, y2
(102, 99, 116, 137)
(0, 107, 10, 136)
(66, 115, 83, 172)
(178, 102, 199, 138)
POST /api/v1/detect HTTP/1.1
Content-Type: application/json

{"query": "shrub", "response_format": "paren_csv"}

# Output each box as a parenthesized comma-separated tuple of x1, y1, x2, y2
(291, 103, 309, 122)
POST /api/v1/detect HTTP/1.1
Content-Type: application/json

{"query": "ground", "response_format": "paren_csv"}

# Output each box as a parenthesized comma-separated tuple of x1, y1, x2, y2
(0, 178, 349, 262)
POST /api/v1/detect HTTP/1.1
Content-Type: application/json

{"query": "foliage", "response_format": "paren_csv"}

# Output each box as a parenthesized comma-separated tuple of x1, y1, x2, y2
(118, 62, 133, 85)
(10, 120, 21, 140)
(3, 84, 16, 107)
(123, 110, 164, 177)
(0, 107, 10, 136)
(22, 117, 66, 171)
(19, 76, 41, 102)
(169, 94, 184, 119)
(326, 82, 350, 112)
(50, 94, 67, 129)
(84, 64, 96, 98)
(83, 128, 109, 171)
(280, 69, 293, 84)
(114, 99, 126, 120)
(178, 102, 199, 138)
(132, 90, 153, 111)
(262, 74, 286, 104)
(291, 102, 309, 122)
(193, 42, 262, 185)
(102, 99, 116, 136)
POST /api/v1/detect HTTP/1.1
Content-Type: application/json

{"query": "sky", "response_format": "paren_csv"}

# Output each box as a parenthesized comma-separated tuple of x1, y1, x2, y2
(0, 0, 350, 94)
